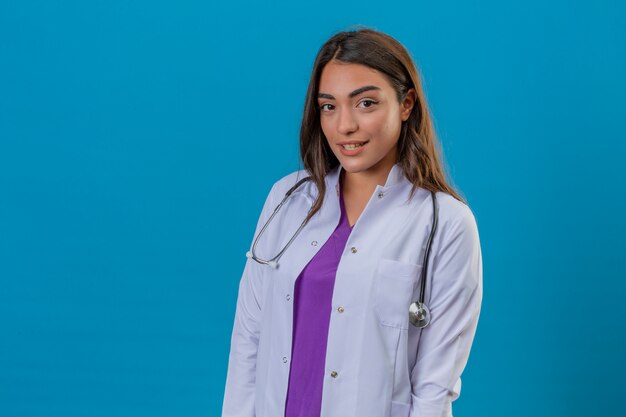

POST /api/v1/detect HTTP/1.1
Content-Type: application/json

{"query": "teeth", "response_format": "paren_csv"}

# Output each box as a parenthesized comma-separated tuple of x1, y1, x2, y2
(342, 143, 366, 150)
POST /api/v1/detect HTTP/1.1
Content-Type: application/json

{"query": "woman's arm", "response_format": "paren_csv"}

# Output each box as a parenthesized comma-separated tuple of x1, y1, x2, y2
(409, 205, 483, 417)
(222, 183, 277, 417)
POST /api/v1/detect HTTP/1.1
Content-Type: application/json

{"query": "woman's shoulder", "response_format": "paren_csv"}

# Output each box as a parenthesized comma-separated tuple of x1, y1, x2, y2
(429, 190, 482, 289)
(431, 190, 479, 235)
(268, 168, 314, 198)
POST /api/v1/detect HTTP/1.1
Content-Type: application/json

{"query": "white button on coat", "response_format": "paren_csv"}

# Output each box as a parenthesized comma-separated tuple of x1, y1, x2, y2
(222, 163, 483, 417)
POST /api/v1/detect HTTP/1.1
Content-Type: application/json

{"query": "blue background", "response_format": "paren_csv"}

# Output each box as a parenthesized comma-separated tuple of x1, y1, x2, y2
(1, 1, 625, 416)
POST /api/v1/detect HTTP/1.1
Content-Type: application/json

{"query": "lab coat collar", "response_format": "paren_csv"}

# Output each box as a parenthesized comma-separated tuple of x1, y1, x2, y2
(328, 162, 406, 196)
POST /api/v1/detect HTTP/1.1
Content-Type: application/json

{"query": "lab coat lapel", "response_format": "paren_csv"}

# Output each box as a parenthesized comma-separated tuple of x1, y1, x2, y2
(275, 162, 406, 290)
(277, 165, 342, 290)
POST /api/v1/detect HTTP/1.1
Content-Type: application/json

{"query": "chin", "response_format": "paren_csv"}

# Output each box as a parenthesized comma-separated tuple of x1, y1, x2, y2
(339, 161, 372, 173)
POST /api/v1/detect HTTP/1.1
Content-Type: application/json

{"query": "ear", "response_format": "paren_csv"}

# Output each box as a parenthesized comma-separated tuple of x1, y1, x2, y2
(400, 88, 417, 122)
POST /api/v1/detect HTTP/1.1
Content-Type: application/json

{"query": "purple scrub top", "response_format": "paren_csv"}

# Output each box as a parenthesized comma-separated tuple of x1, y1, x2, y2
(284, 179, 353, 417)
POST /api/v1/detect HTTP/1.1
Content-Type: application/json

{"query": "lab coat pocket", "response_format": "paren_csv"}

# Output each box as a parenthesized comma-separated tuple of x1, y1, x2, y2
(390, 400, 411, 417)
(373, 258, 422, 330)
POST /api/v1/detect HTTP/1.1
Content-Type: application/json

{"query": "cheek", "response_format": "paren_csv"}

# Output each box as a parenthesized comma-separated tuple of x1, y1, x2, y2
(320, 117, 333, 140)
(363, 111, 399, 138)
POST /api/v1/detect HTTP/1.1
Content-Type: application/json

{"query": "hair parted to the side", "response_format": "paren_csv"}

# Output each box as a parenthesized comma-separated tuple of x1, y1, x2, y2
(298, 25, 466, 226)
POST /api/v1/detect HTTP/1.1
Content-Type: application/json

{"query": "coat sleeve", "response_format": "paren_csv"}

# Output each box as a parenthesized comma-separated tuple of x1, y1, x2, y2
(221, 182, 277, 417)
(409, 205, 483, 417)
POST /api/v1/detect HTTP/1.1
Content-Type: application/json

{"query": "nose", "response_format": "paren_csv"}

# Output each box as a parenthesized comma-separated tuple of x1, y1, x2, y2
(336, 108, 358, 135)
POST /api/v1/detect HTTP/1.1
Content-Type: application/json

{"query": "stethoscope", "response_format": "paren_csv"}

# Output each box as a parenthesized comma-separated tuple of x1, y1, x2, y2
(245, 176, 438, 329)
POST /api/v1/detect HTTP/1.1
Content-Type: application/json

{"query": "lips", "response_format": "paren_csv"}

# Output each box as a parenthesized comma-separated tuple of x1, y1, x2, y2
(338, 140, 369, 156)
(337, 140, 369, 150)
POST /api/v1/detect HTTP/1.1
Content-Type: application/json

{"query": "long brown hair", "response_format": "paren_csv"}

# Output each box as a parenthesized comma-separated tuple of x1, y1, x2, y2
(298, 25, 466, 225)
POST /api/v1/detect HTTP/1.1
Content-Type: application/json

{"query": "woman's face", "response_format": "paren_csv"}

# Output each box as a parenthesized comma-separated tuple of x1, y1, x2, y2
(317, 60, 415, 176)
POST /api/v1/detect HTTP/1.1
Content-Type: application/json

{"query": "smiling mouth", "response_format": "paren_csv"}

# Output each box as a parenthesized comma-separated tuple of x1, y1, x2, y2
(340, 141, 369, 150)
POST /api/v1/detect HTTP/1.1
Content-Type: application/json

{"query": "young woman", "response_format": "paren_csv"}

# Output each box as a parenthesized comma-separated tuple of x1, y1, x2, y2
(222, 27, 483, 417)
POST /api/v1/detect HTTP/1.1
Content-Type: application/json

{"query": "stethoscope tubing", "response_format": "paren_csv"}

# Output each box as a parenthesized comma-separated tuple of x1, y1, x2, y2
(246, 175, 438, 332)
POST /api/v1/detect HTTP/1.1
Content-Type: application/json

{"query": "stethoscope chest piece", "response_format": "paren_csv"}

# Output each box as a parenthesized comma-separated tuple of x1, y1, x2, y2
(409, 301, 431, 328)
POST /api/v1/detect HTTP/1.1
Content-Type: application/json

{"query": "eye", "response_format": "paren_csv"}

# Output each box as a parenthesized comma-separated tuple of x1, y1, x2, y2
(358, 99, 378, 108)
(319, 103, 335, 112)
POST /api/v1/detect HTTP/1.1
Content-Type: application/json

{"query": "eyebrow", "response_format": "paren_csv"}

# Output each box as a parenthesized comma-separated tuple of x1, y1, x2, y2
(317, 85, 381, 100)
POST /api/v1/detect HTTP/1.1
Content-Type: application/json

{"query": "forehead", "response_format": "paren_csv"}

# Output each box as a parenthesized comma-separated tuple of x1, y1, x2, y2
(318, 61, 392, 95)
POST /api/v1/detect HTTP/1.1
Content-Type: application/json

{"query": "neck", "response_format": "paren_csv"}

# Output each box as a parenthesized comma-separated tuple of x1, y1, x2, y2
(341, 158, 396, 200)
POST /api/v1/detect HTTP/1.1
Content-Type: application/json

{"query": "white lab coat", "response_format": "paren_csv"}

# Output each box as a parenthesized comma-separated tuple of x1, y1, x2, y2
(222, 162, 483, 417)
